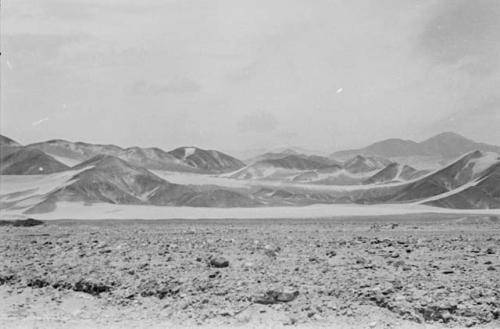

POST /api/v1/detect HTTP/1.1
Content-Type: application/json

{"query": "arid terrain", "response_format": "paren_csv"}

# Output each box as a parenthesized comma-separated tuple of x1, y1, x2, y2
(1, 214, 499, 328)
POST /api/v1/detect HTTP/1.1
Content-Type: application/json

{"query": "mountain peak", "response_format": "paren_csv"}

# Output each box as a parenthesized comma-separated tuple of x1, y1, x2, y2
(424, 131, 470, 142)
(168, 146, 245, 172)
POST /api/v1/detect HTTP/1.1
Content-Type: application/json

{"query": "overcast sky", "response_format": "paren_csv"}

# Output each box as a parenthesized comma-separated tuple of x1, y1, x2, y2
(1, 0, 499, 154)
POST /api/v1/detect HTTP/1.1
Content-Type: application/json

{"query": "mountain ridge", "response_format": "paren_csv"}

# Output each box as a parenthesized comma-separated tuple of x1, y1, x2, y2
(331, 132, 500, 163)
(25, 140, 244, 173)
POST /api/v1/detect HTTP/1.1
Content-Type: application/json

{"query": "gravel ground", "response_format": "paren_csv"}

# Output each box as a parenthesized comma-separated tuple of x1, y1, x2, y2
(1, 214, 499, 328)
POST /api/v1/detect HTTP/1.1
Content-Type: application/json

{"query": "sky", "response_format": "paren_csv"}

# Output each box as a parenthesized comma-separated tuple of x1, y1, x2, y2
(1, 0, 499, 155)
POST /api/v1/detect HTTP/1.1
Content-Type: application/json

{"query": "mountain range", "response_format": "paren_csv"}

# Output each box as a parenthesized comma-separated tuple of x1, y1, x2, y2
(25, 154, 257, 214)
(2, 138, 244, 174)
(1, 132, 499, 212)
(331, 132, 500, 169)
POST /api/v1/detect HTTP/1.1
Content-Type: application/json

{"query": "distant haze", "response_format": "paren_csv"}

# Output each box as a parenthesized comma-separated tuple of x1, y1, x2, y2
(1, 0, 499, 153)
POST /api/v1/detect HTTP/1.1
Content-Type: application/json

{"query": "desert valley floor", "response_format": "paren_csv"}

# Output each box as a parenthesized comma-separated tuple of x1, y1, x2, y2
(1, 214, 499, 329)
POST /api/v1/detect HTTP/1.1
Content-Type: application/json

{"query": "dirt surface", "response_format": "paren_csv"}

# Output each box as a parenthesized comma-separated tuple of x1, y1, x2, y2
(1, 214, 499, 328)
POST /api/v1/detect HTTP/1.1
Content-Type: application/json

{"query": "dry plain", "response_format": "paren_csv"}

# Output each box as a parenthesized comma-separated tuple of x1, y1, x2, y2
(1, 213, 499, 329)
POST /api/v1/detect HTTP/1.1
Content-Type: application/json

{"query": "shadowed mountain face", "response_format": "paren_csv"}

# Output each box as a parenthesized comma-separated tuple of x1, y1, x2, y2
(392, 151, 500, 202)
(26, 155, 257, 213)
(332, 132, 500, 163)
(354, 151, 500, 207)
(168, 147, 245, 173)
(423, 162, 500, 209)
(0, 148, 70, 175)
(43, 155, 185, 206)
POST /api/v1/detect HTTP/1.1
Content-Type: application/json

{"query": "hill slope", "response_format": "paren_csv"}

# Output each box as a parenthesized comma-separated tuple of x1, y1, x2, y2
(422, 162, 500, 209)
(355, 151, 500, 209)
(0, 135, 22, 147)
(0, 148, 70, 175)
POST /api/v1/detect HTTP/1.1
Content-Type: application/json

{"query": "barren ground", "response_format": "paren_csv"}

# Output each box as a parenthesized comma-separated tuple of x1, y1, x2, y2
(1, 214, 499, 329)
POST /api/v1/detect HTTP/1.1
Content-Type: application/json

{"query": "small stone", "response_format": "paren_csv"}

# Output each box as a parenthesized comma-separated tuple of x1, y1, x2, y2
(210, 256, 229, 268)
(254, 290, 299, 304)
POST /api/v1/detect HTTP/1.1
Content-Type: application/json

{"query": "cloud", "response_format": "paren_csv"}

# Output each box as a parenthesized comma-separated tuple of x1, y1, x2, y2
(238, 112, 278, 134)
(2, 0, 499, 150)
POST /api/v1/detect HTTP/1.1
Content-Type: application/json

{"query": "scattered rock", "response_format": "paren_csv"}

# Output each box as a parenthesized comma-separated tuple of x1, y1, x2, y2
(210, 256, 229, 268)
(254, 290, 299, 304)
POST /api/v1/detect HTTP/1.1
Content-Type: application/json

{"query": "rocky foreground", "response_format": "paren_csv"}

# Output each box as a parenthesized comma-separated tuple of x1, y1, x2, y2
(1, 214, 499, 328)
